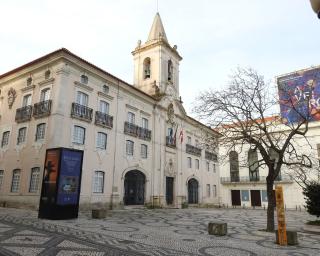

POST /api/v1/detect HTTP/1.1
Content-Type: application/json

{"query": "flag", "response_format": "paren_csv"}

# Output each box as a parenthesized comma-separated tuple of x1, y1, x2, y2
(173, 126, 178, 144)
(179, 129, 183, 143)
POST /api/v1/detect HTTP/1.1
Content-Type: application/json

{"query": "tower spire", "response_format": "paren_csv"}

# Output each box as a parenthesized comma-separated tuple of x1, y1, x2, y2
(147, 13, 168, 43)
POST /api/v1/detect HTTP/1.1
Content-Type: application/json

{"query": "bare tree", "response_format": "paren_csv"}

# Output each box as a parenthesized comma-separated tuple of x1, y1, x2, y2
(194, 67, 316, 232)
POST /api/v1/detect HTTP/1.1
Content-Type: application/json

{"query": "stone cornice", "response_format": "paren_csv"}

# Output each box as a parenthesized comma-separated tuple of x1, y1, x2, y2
(74, 81, 93, 92)
(21, 84, 35, 93)
(38, 77, 55, 88)
(98, 91, 114, 101)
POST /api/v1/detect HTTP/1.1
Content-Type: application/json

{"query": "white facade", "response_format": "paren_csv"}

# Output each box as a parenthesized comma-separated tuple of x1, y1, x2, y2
(0, 14, 220, 209)
(219, 120, 320, 209)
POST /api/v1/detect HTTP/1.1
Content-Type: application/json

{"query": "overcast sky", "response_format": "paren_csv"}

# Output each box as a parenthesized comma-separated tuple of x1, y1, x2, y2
(0, 0, 319, 115)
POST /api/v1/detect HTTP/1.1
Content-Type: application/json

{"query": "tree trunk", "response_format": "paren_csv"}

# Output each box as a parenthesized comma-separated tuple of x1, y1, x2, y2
(266, 175, 275, 232)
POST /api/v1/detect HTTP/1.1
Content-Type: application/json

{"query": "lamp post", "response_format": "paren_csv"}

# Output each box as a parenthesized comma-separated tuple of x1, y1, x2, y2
(310, 0, 320, 18)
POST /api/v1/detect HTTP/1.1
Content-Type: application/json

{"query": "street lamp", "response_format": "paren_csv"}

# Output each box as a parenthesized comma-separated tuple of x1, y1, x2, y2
(310, 0, 320, 18)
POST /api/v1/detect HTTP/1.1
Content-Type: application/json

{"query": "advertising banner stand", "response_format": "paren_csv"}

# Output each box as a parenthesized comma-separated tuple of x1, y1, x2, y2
(38, 148, 83, 220)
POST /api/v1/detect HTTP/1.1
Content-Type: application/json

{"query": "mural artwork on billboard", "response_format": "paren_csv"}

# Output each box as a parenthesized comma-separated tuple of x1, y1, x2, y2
(278, 68, 320, 123)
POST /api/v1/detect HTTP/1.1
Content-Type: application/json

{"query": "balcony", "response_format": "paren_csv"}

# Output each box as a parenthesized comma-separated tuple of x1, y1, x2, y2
(71, 103, 93, 122)
(220, 175, 294, 184)
(15, 105, 32, 123)
(186, 144, 202, 157)
(33, 100, 52, 118)
(138, 127, 151, 141)
(166, 136, 176, 148)
(124, 122, 139, 136)
(124, 122, 152, 140)
(205, 151, 218, 161)
(95, 111, 113, 129)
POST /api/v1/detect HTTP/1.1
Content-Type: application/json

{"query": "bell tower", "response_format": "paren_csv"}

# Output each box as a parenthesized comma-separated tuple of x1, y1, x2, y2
(132, 13, 182, 98)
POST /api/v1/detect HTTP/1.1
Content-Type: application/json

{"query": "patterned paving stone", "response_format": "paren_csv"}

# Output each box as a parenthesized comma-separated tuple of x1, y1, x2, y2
(0, 207, 320, 255)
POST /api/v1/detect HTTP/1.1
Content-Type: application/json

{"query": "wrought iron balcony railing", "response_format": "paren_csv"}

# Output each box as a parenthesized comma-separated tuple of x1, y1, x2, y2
(124, 121, 139, 137)
(95, 111, 113, 129)
(205, 151, 218, 161)
(71, 103, 93, 122)
(220, 175, 293, 184)
(186, 144, 202, 157)
(33, 100, 52, 118)
(166, 136, 176, 148)
(138, 127, 152, 141)
(15, 105, 32, 123)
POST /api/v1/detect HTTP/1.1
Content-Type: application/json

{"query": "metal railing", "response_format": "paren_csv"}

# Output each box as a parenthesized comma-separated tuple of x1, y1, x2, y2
(186, 144, 202, 157)
(71, 103, 93, 122)
(137, 127, 151, 141)
(124, 121, 139, 136)
(220, 175, 293, 184)
(166, 136, 176, 148)
(205, 151, 218, 161)
(95, 111, 113, 128)
(15, 105, 32, 123)
(33, 100, 52, 118)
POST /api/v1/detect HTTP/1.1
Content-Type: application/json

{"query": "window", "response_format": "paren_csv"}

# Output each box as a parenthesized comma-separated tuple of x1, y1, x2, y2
(127, 112, 135, 124)
(187, 157, 192, 168)
(40, 88, 51, 102)
(248, 149, 259, 181)
(206, 184, 211, 197)
(141, 144, 148, 158)
(27, 77, 32, 86)
(207, 162, 210, 172)
(35, 123, 46, 141)
(73, 126, 85, 144)
(96, 132, 107, 149)
(76, 91, 88, 106)
(29, 167, 40, 193)
(0, 170, 4, 191)
(102, 84, 109, 94)
(11, 169, 21, 193)
(99, 100, 109, 114)
(195, 159, 199, 170)
(142, 118, 148, 129)
(187, 136, 191, 144)
(126, 140, 134, 156)
(168, 59, 173, 81)
(213, 163, 216, 173)
(92, 171, 104, 193)
(1, 131, 10, 147)
(17, 127, 27, 144)
(213, 185, 217, 197)
(80, 74, 88, 84)
(45, 70, 51, 79)
(143, 58, 151, 79)
(195, 139, 199, 147)
(229, 151, 239, 182)
(22, 94, 32, 107)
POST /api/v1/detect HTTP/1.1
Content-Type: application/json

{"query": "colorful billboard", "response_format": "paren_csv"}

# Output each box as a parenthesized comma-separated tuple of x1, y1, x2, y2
(57, 149, 83, 205)
(278, 67, 320, 123)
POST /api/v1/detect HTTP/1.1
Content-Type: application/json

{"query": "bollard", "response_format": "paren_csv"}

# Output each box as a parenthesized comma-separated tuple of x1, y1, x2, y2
(299, 205, 301, 212)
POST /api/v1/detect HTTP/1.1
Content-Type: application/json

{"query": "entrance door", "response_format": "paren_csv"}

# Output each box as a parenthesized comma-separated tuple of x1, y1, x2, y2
(166, 177, 174, 205)
(231, 190, 241, 206)
(188, 178, 199, 204)
(250, 190, 262, 206)
(124, 170, 145, 205)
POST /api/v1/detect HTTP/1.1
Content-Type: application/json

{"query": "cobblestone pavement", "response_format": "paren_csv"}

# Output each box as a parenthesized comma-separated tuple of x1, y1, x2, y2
(0, 207, 319, 256)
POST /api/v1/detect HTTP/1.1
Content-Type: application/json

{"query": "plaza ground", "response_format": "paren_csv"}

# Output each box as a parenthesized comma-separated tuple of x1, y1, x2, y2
(0, 207, 319, 255)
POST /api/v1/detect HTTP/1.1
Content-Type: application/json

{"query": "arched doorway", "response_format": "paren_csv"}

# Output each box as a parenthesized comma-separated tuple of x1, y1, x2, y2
(124, 170, 145, 205)
(188, 178, 199, 204)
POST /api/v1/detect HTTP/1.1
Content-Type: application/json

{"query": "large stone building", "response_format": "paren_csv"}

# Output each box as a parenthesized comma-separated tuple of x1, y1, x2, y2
(0, 13, 220, 209)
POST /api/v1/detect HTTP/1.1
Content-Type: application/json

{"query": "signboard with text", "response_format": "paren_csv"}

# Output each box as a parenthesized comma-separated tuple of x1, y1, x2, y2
(38, 148, 83, 220)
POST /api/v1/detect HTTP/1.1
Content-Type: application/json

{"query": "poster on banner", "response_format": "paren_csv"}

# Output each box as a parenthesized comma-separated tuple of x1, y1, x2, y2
(278, 67, 320, 124)
(56, 149, 83, 205)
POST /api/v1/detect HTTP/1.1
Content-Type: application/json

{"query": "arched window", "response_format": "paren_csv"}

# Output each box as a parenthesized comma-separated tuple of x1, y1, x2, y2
(102, 84, 109, 94)
(29, 167, 40, 193)
(248, 149, 259, 181)
(11, 169, 21, 193)
(229, 151, 239, 182)
(126, 140, 134, 155)
(92, 171, 105, 193)
(27, 77, 32, 86)
(143, 58, 151, 79)
(168, 59, 173, 81)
